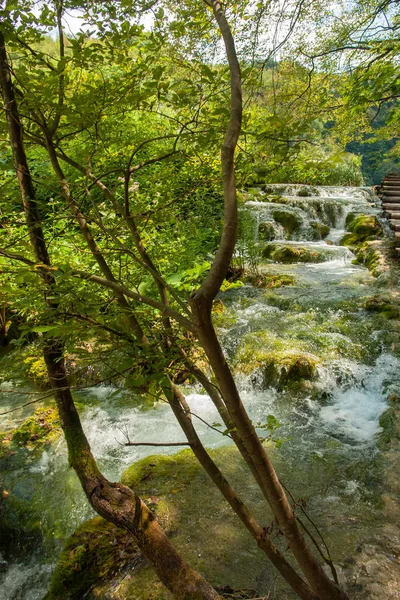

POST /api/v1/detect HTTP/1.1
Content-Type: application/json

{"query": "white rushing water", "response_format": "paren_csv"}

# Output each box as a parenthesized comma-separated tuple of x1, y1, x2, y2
(1, 184, 398, 599)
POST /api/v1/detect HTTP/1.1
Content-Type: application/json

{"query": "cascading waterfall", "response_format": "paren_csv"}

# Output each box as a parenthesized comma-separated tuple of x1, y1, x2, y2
(0, 184, 399, 599)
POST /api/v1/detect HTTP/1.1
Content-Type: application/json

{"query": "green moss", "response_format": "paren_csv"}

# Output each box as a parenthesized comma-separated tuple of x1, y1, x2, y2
(23, 355, 49, 389)
(1, 407, 61, 456)
(355, 241, 388, 277)
(309, 221, 330, 240)
(258, 221, 276, 240)
(44, 517, 142, 600)
(269, 245, 329, 264)
(261, 243, 277, 259)
(243, 272, 296, 289)
(340, 233, 360, 248)
(340, 214, 383, 252)
(271, 209, 302, 234)
(345, 212, 359, 228)
(378, 408, 398, 450)
(363, 295, 400, 319)
(348, 214, 381, 238)
(121, 451, 202, 494)
(297, 187, 313, 197)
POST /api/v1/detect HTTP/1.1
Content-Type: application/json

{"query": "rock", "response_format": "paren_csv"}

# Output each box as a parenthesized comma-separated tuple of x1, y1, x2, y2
(354, 241, 389, 277)
(263, 351, 319, 389)
(258, 221, 277, 240)
(363, 295, 400, 319)
(266, 245, 330, 264)
(271, 209, 302, 234)
(309, 221, 330, 240)
(243, 272, 296, 289)
(348, 214, 382, 238)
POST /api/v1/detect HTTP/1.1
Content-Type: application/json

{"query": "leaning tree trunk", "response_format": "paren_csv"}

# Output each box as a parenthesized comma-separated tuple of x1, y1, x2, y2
(189, 3, 348, 600)
(0, 28, 220, 600)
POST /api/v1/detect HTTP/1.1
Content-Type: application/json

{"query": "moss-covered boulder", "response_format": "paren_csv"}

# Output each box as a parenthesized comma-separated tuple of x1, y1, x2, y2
(262, 351, 320, 390)
(261, 243, 278, 259)
(271, 209, 302, 234)
(309, 221, 330, 240)
(363, 295, 400, 319)
(340, 214, 382, 251)
(348, 214, 381, 238)
(345, 212, 360, 228)
(243, 272, 296, 289)
(0, 407, 61, 458)
(47, 449, 281, 599)
(268, 245, 330, 264)
(44, 517, 142, 600)
(258, 221, 277, 240)
(297, 187, 313, 197)
(354, 241, 388, 277)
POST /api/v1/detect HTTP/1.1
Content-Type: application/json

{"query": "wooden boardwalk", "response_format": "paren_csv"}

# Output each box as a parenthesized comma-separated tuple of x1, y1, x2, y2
(380, 172, 400, 253)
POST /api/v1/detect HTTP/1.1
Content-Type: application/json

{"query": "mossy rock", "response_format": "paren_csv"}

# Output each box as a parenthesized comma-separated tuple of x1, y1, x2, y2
(345, 212, 360, 228)
(0, 407, 61, 457)
(354, 241, 388, 277)
(44, 517, 143, 600)
(258, 221, 277, 240)
(340, 233, 360, 248)
(363, 295, 400, 319)
(121, 452, 202, 495)
(261, 243, 277, 259)
(348, 214, 382, 238)
(297, 187, 313, 197)
(49, 448, 283, 599)
(243, 272, 296, 289)
(263, 351, 319, 389)
(271, 209, 302, 234)
(378, 408, 400, 450)
(309, 221, 330, 240)
(269, 245, 329, 264)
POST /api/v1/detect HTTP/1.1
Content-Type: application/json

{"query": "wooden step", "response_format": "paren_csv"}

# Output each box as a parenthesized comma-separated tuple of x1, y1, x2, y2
(389, 221, 400, 232)
(393, 232, 400, 246)
(383, 203, 400, 210)
(385, 211, 400, 219)
(382, 190, 400, 196)
(382, 186, 400, 192)
(382, 198, 400, 203)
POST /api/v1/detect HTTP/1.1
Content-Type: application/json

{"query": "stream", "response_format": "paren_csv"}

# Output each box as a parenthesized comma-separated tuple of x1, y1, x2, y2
(1, 184, 399, 599)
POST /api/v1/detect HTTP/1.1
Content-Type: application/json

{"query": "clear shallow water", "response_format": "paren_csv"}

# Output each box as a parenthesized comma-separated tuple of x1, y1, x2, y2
(1, 184, 399, 598)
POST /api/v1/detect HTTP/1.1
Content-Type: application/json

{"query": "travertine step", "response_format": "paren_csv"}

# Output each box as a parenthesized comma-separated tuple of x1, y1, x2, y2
(393, 232, 400, 246)
(385, 211, 400, 219)
(389, 221, 400, 232)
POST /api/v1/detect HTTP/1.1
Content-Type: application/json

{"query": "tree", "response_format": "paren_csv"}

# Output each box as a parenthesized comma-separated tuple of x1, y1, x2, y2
(0, 1, 349, 598)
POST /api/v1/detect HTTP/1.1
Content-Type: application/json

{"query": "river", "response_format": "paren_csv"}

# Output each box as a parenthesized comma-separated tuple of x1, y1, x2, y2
(0, 184, 399, 599)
